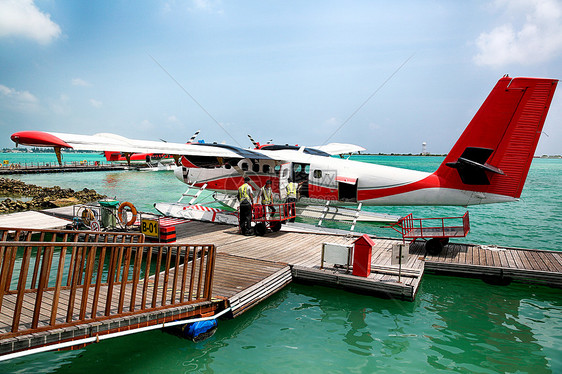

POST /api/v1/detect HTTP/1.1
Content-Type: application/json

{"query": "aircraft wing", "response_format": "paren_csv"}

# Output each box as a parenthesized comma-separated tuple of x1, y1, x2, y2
(310, 143, 366, 155)
(10, 131, 271, 160)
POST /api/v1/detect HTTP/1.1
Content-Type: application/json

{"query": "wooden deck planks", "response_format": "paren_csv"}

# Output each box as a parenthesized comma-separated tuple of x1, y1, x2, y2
(2, 219, 561, 353)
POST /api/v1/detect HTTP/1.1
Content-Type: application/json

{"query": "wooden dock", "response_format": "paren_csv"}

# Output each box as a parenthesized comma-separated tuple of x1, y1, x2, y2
(175, 221, 562, 305)
(176, 221, 425, 301)
(420, 242, 562, 286)
(0, 211, 561, 359)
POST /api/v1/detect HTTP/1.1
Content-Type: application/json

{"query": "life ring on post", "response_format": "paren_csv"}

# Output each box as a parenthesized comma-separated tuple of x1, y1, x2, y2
(118, 201, 138, 226)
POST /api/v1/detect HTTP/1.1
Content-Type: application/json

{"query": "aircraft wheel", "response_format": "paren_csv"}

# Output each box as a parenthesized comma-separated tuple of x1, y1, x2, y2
(254, 223, 266, 236)
(270, 222, 282, 232)
(426, 238, 443, 255)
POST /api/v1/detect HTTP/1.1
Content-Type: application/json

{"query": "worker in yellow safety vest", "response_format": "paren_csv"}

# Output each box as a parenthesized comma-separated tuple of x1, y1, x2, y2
(285, 178, 299, 222)
(238, 177, 254, 235)
(258, 180, 276, 218)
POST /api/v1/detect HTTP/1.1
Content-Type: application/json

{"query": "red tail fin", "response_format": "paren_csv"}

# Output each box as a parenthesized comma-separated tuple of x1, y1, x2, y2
(104, 151, 120, 161)
(435, 76, 557, 199)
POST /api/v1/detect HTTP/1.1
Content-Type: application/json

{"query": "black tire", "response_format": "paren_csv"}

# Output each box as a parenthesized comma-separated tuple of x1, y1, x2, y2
(254, 223, 266, 236)
(270, 221, 282, 232)
(426, 238, 444, 255)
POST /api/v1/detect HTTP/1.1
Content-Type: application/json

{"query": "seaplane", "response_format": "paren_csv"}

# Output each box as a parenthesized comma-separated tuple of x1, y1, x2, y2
(10, 76, 558, 231)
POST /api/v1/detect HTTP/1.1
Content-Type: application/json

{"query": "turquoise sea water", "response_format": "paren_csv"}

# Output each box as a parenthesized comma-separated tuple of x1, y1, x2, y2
(1, 153, 561, 373)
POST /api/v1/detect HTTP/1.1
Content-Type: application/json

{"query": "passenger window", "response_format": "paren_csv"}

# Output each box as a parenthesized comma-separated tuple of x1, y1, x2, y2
(241, 163, 248, 171)
(252, 163, 260, 172)
(263, 164, 271, 174)
(313, 170, 322, 179)
(225, 164, 231, 169)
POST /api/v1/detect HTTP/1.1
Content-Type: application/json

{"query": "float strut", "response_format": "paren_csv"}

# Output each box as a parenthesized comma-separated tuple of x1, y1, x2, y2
(54, 146, 62, 166)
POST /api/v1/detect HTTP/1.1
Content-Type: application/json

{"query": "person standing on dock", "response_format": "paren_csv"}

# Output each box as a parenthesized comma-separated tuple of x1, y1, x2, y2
(258, 179, 275, 219)
(238, 177, 254, 235)
(285, 178, 299, 223)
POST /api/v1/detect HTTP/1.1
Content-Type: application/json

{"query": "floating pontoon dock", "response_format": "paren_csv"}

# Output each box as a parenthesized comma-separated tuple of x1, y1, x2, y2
(0, 207, 561, 359)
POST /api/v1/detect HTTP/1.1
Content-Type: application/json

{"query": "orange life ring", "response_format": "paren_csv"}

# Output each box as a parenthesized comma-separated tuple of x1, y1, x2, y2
(118, 201, 137, 226)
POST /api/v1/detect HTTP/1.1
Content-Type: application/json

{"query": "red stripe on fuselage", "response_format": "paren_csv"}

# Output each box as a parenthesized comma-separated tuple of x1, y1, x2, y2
(308, 183, 338, 200)
(357, 174, 441, 201)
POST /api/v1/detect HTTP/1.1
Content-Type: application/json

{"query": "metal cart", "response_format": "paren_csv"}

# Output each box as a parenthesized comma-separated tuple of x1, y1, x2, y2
(390, 211, 470, 255)
(238, 202, 296, 235)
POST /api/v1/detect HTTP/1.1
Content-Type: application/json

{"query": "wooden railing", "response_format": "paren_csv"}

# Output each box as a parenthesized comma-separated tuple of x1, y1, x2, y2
(0, 239, 216, 338)
(0, 227, 145, 244)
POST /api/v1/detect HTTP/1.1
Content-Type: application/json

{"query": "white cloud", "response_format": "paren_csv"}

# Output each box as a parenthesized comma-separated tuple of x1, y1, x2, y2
(323, 117, 340, 128)
(474, 0, 562, 67)
(139, 119, 153, 131)
(162, 0, 223, 14)
(72, 78, 90, 87)
(191, 0, 223, 13)
(0, 84, 37, 103)
(0, 0, 61, 44)
(50, 94, 70, 115)
(90, 99, 102, 108)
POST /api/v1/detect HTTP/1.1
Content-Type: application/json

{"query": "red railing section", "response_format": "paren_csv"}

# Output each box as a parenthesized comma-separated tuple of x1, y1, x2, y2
(393, 211, 470, 240)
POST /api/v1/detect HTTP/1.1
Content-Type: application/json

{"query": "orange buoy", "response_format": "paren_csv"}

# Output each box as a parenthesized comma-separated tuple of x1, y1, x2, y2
(118, 201, 137, 226)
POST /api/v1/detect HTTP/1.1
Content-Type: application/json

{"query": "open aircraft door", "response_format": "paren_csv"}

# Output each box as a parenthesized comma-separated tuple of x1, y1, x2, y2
(278, 162, 292, 199)
(337, 176, 358, 202)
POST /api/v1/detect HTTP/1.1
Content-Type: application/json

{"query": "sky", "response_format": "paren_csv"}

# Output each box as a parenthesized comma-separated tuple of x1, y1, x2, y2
(0, 0, 561, 155)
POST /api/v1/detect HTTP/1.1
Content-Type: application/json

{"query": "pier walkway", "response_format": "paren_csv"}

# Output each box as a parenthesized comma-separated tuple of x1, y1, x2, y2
(0, 163, 128, 175)
(0, 214, 561, 359)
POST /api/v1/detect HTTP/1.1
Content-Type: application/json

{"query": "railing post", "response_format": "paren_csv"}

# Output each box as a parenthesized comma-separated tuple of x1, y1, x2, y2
(50, 246, 67, 326)
(91, 240, 108, 318)
(170, 246, 180, 305)
(129, 245, 144, 312)
(30, 232, 46, 289)
(152, 247, 163, 308)
(204, 245, 216, 300)
(180, 246, 190, 303)
(196, 246, 206, 300)
(141, 246, 152, 310)
(118, 246, 132, 314)
(32, 245, 54, 329)
(0, 245, 14, 311)
(105, 246, 118, 316)
(12, 245, 32, 333)
(161, 247, 172, 306)
(80, 246, 96, 320)
(188, 247, 197, 301)
(66, 246, 83, 323)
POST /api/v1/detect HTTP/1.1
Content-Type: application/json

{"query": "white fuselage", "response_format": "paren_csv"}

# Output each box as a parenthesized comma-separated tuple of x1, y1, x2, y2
(176, 150, 516, 206)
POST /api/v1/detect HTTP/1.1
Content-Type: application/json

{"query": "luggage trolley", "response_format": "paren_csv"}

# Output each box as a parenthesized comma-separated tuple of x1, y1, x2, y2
(390, 211, 470, 255)
(238, 202, 296, 236)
